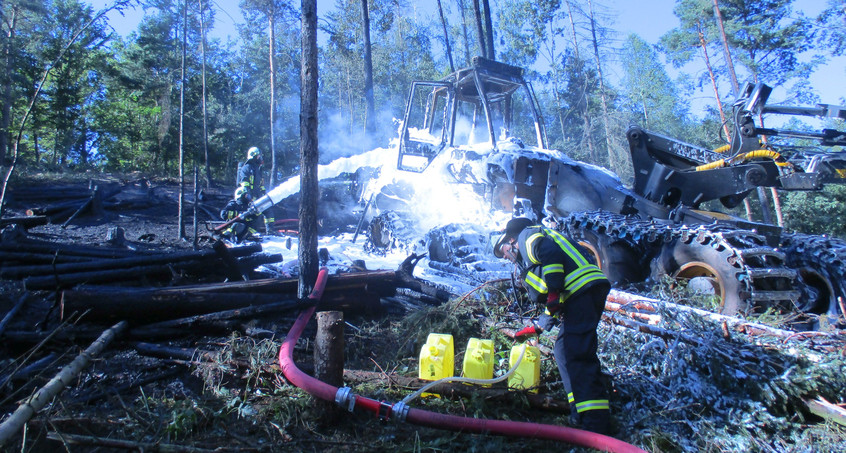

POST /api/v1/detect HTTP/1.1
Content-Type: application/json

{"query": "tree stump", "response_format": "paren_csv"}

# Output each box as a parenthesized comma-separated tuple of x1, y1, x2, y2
(314, 311, 344, 423)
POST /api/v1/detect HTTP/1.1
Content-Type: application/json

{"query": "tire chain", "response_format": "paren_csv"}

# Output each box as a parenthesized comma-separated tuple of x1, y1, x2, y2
(561, 210, 800, 307)
(779, 233, 846, 315)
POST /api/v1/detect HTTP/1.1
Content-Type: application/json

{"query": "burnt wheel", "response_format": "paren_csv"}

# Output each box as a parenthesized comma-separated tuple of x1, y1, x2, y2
(780, 233, 846, 327)
(651, 237, 745, 314)
(567, 225, 647, 286)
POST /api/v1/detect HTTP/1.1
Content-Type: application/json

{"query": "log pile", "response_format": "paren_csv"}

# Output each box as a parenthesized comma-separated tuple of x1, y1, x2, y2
(0, 239, 274, 290)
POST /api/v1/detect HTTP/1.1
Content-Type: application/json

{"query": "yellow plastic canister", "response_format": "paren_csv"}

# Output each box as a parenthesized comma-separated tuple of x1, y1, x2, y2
(461, 338, 494, 384)
(418, 333, 454, 381)
(508, 344, 540, 393)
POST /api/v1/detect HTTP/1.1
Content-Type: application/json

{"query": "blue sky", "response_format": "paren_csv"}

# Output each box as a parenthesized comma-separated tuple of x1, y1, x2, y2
(92, 0, 845, 109)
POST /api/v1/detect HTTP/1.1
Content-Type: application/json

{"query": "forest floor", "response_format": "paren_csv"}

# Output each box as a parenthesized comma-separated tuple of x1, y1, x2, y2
(1, 170, 846, 452)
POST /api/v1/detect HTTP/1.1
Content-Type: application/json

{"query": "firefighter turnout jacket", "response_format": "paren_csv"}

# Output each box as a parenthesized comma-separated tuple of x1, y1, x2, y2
(515, 225, 612, 433)
(236, 161, 274, 230)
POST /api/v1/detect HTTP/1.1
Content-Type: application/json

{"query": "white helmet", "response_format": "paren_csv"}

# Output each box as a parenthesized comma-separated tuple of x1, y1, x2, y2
(247, 146, 262, 161)
(234, 186, 251, 202)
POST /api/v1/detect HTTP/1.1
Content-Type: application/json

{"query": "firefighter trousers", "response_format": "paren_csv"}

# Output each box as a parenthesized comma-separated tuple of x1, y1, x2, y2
(552, 282, 611, 434)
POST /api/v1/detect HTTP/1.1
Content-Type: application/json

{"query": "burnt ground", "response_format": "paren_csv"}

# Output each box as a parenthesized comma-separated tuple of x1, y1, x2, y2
(1, 172, 845, 452)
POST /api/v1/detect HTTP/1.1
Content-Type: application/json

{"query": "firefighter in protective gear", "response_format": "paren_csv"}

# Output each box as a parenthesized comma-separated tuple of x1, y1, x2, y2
(237, 147, 274, 233)
(494, 217, 612, 434)
(220, 186, 264, 243)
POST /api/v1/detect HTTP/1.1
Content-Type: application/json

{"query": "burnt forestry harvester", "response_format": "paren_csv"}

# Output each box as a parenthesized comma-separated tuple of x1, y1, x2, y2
(222, 57, 846, 329)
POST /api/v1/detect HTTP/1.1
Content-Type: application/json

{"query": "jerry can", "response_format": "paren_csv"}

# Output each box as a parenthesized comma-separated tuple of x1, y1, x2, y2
(508, 344, 540, 393)
(418, 333, 454, 381)
(462, 338, 494, 383)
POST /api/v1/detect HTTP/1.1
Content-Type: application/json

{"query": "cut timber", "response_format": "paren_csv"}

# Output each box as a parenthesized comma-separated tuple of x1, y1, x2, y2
(805, 397, 846, 426)
(0, 321, 127, 446)
(2, 245, 260, 279)
(61, 271, 396, 323)
(62, 291, 293, 324)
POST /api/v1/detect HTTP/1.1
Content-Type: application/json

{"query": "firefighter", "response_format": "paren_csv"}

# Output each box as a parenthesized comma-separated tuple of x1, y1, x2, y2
(237, 146, 274, 233)
(220, 186, 264, 243)
(493, 217, 612, 434)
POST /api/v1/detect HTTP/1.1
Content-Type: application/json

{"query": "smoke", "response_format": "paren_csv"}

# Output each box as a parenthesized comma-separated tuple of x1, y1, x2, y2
(317, 106, 400, 164)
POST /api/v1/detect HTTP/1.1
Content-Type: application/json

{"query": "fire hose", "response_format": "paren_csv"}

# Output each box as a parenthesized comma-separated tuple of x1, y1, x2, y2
(279, 268, 647, 453)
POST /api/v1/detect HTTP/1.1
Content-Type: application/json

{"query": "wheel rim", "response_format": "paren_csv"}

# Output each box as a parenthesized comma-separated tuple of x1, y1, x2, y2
(578, 241, 603, 270)
(675, 261, 726, 311)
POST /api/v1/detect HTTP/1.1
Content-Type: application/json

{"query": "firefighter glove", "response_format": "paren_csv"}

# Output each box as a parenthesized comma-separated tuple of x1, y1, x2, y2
(514, 324, 542, 341)
(546, 291, 562, 315)
(538, 312, 557, 332)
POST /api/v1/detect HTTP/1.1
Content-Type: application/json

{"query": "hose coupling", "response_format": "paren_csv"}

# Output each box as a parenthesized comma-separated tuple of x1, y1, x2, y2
(335, 387, 356, 412)
(391, 401, 410, 423)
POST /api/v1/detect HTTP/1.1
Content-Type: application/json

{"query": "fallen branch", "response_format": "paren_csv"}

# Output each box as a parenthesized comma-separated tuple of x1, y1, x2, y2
(45, 431, 224, 452)
(0, 321, 127, 446)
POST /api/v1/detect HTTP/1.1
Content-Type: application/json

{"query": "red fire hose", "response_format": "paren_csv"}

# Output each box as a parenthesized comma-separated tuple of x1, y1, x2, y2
(278, 268, 647, 453)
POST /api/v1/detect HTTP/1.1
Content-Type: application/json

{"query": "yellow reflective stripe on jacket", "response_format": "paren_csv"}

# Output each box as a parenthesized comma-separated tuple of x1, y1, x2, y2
(542, 263, 564, 276)
(524, 232, 545, 264)
(544, 228, 590, 267)
(565, 265, 605, 289)
(567, 392, 575, 404)
(575, 399, 609, 413)
(525, 271, 547, 293)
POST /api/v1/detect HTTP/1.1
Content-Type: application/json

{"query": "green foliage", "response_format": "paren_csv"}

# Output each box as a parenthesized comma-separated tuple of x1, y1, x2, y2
(782, 185, 846, 239)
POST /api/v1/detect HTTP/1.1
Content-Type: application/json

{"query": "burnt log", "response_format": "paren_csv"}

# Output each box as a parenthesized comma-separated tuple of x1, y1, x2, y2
(61, 270, 399, 323)
(61, 291, 290, 323)
(0, 240, 149, 259)
(130, 299, 311, 332)
(1, 245, 262, 280)
(0, 251, 96, 265)
(0, 216, 48, 229)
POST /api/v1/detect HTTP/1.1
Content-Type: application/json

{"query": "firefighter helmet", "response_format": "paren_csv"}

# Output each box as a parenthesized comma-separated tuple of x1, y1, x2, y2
(234, 186, 251, 203)
(247, 146, 262, 162)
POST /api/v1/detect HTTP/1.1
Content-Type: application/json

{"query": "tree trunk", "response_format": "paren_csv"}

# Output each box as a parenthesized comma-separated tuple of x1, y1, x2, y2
(299, 0, 320, 298)
(269, 12, 278, 186)
(472, 0, 486, 58)
(455, 0, 471, 65)
(314, 311, 345, 420)
(586, 0, 617, 172)
(437, 0, 455, 72)
(177, 0, 187, 240)
(200, 0, 212, 188)
(564, 0, 580, 60)
(698, 26, 731, 139)
(361, 0, 376, 137)
(0, 8, 16, 165)
(712, 0, 739, 96)
(481, 0, 494, 59)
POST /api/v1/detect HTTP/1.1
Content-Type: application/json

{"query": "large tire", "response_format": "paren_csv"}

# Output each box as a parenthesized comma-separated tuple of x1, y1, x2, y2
(780, 233, 846, 327)
(651, 237, 747, 315)
(651, 227, 798, 317)
(566, 224, 648, 286)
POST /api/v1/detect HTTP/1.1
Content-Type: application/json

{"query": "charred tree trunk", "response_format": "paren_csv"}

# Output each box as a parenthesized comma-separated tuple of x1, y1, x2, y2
(177, 0, 188, 240)
(299, 0, 320, 298)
